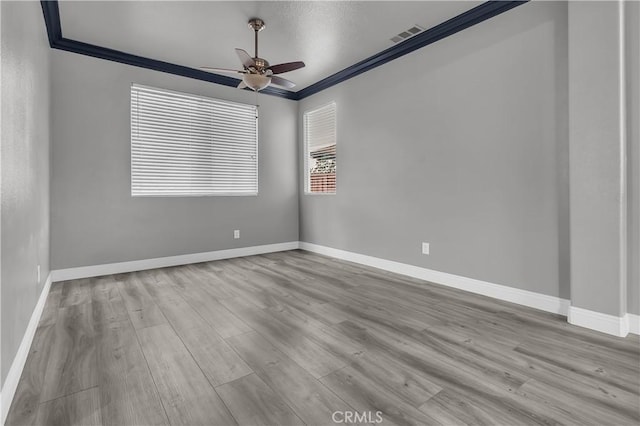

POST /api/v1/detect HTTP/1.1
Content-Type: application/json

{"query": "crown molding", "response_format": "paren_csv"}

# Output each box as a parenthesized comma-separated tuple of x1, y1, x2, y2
(40, 1, 528, 101)
(39, 0, 297, 99)
(296, 1, 527, 100)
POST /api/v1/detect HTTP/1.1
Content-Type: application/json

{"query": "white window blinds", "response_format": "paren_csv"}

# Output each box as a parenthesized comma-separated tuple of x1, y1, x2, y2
(304, 102, 336, 194)
(131, 84, 258, 196)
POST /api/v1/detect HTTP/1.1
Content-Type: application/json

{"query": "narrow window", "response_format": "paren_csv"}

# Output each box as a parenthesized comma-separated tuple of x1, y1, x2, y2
(304, 102, 336, 194)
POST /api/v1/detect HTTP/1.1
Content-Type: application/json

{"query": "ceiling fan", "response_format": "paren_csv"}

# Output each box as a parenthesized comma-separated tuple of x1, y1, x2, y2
(201, 18, 305, 92)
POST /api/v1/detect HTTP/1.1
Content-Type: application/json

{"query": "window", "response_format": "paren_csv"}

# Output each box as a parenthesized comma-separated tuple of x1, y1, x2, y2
(304, 102, 337, 194)
(131, 84, 258, 196)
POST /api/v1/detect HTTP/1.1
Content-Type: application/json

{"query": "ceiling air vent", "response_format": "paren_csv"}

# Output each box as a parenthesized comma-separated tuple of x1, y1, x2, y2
(390, 25, 425, 44)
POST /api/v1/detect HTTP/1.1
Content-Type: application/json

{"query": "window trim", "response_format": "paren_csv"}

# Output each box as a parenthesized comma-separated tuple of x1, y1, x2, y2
(130, 83, 259, 197)
(303, 101, 337, 195)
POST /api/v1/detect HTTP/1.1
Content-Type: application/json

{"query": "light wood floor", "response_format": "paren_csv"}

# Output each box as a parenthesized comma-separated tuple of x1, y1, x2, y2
(6, 250, 640, 426)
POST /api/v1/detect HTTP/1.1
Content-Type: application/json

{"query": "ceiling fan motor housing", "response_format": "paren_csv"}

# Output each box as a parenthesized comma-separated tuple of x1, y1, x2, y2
(253, 58, 269, 72)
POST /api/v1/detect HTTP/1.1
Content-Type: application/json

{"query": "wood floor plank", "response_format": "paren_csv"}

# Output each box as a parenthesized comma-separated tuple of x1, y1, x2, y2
(60, 278, 93, 307)
(256, 296, 353, 326)
(425, 303, 523, 350)
(295, 302, 353, 326)
(338, 318, 520, 392)
(226, 258, 333, 306)
(419, 389, 516, 426)
(137, 270, 216, 337)
(216, 373, 304, 426)
(5, 324, 57, 426)
(330, 298, 439, 339)
(177, 282, 252, 338)
(177, 325, 253, 387)
(244, 255, 314, 283)
(35, 387, 102, 426)
(116, 273, 167, 330)
(515, 338, 640, 394)
(333, 320, 563, 425)
(180, 261, 266, 299)
(221, 297, 345, 378)
(347, 351, 442, 408)
(523, 355, 640, 419)
(91, 278, 129, 332)
(238, 265, 339, 305)
(284, 250, 373, 277)
(265, 304, 366, 363)
(227, 331, 353, 426)
(266, 301, 332, 331)
(184, 263, 245, 300)
(265, 260, 357, 294)
(41, 303, 98, 402)
(424, 323, 640, 420)
(523, 327, 640, 369)
(95, 318, 169, 426)
(337, 293, 444, 331)
(224, 259, 310, 301)
(90, 276, 119, 302)
(516, 378, 640, 425)
(268, 251, 365, 282)
(209, 261, 322, 311)
(138, 266, 255, 390)
(320, 366, 441, 426)
(217, 265, 322, 310)
(137, 324, 237, 426)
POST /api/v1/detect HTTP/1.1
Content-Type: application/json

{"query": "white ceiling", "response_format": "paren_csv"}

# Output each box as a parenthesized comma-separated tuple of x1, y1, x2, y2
(59, 1, 481, 91)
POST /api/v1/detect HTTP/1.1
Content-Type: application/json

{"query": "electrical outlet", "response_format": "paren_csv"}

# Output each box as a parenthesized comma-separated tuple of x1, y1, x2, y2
(234, 230, 240, 239)
(422, 242, 430, 255)
(37, 265, 41, 284)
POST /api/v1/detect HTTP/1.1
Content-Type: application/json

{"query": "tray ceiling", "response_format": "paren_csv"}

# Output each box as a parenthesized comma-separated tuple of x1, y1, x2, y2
(59, 1, 482, 91)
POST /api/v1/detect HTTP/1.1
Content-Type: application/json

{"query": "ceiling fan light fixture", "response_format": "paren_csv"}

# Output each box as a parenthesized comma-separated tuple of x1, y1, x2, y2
(202, 17, 305, 92)
(243, 73, 271, 91)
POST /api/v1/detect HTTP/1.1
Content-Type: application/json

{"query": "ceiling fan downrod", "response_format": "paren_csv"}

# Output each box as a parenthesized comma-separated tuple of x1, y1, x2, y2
(248, 18, 265, 60)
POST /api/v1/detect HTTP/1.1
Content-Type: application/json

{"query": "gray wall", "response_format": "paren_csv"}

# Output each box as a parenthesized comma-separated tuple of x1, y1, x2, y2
(51, 51, 298, 269)
(1, 1, 51, 385)
(628, 0, 639, 316)
(299, 1, 570, 299)
(568, 1, 627, 317)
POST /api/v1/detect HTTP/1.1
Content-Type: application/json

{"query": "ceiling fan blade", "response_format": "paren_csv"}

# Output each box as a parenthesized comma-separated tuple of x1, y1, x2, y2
(200, 67, 245, 75)
(268, 61, 305, 75)
(237, 80, 247, 89)
(235, 48, 256, 69)
(270, 75, 296, 89)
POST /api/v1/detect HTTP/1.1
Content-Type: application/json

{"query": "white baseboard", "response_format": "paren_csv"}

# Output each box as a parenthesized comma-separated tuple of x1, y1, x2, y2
(568, 306, 630, 337)
(299, 242, 570, 316)
(50, 241, 300, 282)
(1, 273, 52, 425)
(627, 313, 640, 335)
